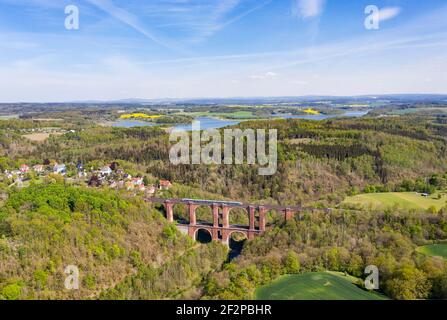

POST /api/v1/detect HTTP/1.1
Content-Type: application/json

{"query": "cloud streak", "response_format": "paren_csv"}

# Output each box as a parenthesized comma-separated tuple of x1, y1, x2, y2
(86, 0, 177, 50)
(292, 0, 325, 19)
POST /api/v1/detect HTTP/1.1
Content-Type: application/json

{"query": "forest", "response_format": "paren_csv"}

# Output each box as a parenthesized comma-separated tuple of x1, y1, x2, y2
(0, 112, 447, 299)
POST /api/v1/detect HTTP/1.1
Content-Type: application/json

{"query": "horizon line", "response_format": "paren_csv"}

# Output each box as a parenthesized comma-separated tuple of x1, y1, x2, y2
(2, 93, 447, 104)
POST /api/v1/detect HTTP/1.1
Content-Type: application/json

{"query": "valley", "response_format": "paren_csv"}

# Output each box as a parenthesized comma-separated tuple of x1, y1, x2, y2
(1, 98, 447, 300)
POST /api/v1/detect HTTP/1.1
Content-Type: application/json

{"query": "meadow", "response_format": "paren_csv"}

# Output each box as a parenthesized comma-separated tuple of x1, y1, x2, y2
(255, 272, 387, 300)
(342, 192, 447, 211)
(416, 244, 447, 259)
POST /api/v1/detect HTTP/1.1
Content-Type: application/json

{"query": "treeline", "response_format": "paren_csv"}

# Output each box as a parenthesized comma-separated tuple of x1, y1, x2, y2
(361, 172, 447, 195)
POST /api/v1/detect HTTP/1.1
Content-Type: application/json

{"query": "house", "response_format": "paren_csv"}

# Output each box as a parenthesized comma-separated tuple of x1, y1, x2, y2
(33, 165, 44, 173)
(132, 177, 144, 186)
(159, 180, 172, 190)
(99, 166, 112, 176)
(146, 185, 156, 195)
(20, 164, 30, 173)
(109, 180, 118, 189)
(53, 163, 66, 174)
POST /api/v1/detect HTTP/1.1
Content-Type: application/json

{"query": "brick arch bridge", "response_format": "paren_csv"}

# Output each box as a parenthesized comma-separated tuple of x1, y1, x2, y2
(145, 198, 313, 246)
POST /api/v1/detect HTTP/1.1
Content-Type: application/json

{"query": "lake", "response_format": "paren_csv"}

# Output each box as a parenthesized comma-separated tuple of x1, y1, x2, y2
(171, 117, 240, 132)
(112, 111, 370, 131)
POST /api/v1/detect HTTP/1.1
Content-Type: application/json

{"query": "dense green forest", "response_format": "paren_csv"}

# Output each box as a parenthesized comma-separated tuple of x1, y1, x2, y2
(1, 114, 447, 300)
(0, 182, 229, 299)
(4, 115, 446, 206)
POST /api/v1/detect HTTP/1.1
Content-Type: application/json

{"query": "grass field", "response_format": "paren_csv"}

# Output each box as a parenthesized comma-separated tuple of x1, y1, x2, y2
(342, 192, 447, 211)
(175, 111, 258, 119)
(416, 244, 447, 259)
(255, 272, 387, 300)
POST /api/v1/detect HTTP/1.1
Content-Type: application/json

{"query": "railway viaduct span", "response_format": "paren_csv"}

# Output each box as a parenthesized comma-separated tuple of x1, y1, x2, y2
(145, 197, 320, 245)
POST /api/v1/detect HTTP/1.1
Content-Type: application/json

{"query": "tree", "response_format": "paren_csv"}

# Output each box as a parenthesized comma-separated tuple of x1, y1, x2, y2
(384, 266, 431, 300)
(432, 274, 447, 299)
(284, 250, 300, 274)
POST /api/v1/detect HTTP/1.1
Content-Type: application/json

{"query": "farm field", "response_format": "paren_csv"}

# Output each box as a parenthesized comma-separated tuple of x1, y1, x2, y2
(22, 132, 64, 142)
(416, 244, 447, 259)
(391, 108, 447, 115)
(342, 192, 447, 211)
(255, 272, 387, 300)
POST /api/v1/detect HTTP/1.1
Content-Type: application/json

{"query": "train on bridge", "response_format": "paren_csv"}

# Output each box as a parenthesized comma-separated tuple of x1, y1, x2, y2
(181, 198, 243, 206)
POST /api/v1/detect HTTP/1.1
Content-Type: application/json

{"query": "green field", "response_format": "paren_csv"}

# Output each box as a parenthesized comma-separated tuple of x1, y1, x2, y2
(416, 244, 447, 259)
(255, 272, 387, 300)
(175, 111, 259, 119)
(342, 192, 447, 211)
(392, 108, 447, 115)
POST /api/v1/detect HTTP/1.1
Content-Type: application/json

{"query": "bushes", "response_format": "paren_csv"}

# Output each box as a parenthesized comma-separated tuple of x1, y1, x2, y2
(1, 282, 22, 300)
(384, 267, 432, 300)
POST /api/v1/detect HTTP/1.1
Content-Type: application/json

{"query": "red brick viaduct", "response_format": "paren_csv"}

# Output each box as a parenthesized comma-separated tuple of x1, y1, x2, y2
(145, 198, 321, 246)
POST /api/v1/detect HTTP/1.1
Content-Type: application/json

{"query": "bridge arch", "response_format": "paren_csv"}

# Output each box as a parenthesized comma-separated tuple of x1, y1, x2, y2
(195, 205, 213, 226)
(195, 228, 213, 244)
(228, 231, 248, 248)
(171, 203, 189, 223)
(228, 207, 249, 226)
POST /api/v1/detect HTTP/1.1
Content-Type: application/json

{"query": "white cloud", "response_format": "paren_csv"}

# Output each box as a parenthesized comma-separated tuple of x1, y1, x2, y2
(250, 72, 277, 80)
(378, 7, 402, 22)
(292, 0, 325, 19)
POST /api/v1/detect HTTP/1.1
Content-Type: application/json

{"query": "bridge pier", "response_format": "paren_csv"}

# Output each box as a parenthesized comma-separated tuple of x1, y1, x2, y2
(259, 206, 266, 232)
(164, 201, 174, 223)
(222, 205, 230, 229)
(221, 229, 230, 246)
(248, 206, 256, 231)
(188, 202, 198, 226)
(285, 208, 294, 221)
(212, 203, 219, 228)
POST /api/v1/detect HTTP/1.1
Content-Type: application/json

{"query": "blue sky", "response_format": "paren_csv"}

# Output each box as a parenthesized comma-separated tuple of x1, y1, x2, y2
(0, 0, 446, 102)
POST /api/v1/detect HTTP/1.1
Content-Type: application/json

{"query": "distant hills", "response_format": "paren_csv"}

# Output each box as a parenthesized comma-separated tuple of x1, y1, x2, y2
(69, 94, 447, 105)
(2, 94, 447, 106)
